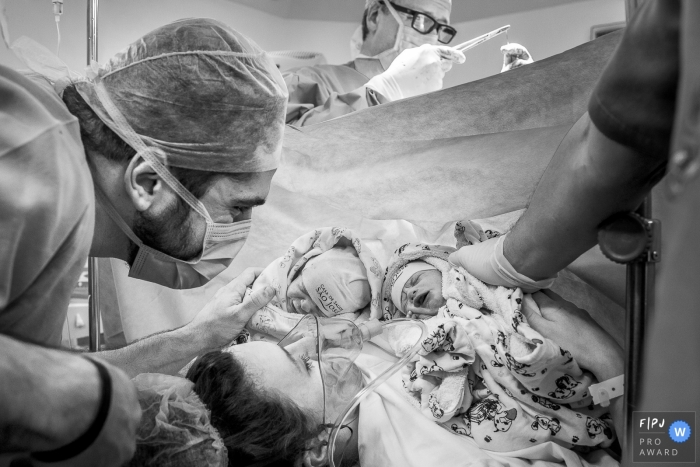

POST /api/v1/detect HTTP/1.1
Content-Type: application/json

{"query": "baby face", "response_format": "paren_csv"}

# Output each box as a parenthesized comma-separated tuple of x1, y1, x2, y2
(401, 269, 446, 316)
(287, 275, 322, 315)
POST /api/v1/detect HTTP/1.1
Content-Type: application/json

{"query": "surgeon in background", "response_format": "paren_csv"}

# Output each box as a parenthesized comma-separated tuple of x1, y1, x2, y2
(285, 0, 533, 127)
(0, 18, 281, 464)
(286, 0, 465, 126)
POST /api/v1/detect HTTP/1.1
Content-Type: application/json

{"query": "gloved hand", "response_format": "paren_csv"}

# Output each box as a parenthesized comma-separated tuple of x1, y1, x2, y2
(500, 43, 534, 72)
(447, 234, 556, 292)
(366, 44, 466, 101)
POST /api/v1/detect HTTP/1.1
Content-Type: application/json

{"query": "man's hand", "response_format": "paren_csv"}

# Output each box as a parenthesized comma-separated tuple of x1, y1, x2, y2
(185, 267, 275, 349)
(367, 44, 465, 101)
(521, 291, 623, 375)
(501, 43, 534, 72)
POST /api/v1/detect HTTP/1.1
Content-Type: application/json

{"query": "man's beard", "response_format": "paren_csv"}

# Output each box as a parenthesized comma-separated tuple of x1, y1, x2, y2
(127, 197, 203, 266)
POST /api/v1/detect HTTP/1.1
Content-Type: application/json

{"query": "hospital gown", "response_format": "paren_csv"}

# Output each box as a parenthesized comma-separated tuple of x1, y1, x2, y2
(0, 66, 94, 345)
(284, 60, 388, 126)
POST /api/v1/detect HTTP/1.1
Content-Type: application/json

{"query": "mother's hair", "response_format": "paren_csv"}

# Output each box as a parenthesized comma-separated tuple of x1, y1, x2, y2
(187, 350, 318, 467)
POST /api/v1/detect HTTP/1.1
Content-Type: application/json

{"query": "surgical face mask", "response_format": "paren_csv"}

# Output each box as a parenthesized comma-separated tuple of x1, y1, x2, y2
(94, 174, 251, 290)
(362, 0, 440, 71)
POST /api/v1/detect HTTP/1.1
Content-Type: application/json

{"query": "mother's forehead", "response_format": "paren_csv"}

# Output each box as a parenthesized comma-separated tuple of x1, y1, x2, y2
(395, 0, 451, 22)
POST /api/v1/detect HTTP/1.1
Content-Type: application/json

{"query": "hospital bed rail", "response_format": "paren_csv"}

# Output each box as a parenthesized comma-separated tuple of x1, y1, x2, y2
(598, 197, 659, 457)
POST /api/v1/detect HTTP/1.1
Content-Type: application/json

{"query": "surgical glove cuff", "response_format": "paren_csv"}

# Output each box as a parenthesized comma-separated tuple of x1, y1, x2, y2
(366, 73, 404, 102)
(491, 235, 557, 292)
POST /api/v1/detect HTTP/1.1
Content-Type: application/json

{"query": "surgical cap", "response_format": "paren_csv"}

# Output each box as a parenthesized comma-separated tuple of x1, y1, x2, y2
(365, 0, 452, 12)
(302, 246, 371, 317)
(127, 373, 227, 467)
(73, 18, 287, 173)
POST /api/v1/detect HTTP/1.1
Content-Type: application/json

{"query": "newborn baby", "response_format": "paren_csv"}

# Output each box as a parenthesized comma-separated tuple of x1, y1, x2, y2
(379, 243, 616, 452)
(286, 245, 371, 317)
(389, 259, 445, 317)
(244, 227, 385, 342)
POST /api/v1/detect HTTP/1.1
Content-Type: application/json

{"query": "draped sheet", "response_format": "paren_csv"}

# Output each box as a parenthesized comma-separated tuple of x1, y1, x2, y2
(105, 32, 627, 349)
(232, 31, 624, 275)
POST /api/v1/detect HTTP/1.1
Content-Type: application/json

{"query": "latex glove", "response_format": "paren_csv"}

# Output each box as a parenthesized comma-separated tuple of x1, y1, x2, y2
(186, 267, 275, 348)
(501, 43, 534, 72)
(366, 44, 465, 101)
(447, 234, 556, 292)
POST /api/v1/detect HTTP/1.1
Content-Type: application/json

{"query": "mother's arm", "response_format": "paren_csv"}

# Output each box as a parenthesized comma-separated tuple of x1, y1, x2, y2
(521, 291, 624, 438)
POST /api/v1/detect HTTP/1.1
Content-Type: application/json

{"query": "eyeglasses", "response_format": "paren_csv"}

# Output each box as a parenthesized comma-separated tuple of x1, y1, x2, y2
(387, 1, 457, 44)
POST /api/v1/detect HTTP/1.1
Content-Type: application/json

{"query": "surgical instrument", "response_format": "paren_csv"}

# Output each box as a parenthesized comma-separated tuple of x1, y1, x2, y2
(453, 24, 510, 53)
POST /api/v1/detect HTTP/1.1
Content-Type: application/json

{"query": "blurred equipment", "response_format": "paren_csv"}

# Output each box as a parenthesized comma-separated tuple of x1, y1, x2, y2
(52, 0, 63, 55)
(268, 50, 327, 71)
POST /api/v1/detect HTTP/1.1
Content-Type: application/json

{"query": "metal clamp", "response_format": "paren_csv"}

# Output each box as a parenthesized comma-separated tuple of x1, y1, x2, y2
(598, 212, 661, 264)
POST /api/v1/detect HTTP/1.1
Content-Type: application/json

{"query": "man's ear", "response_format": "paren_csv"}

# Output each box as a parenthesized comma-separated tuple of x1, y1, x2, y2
(124, 155, 163, 212)
(301, 431, 329, 467)
(365, 2, 382, 34)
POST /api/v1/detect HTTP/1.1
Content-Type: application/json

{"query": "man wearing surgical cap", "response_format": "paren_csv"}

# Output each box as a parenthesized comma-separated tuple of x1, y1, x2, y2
(0, 19, 282, 464)
(284, 0, 533, 126)
(285, 0, 460, 126)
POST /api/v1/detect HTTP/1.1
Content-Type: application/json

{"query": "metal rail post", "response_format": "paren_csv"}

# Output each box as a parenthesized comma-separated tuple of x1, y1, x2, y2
(598, 198, 660, 455)
(87, 0, 100, 352)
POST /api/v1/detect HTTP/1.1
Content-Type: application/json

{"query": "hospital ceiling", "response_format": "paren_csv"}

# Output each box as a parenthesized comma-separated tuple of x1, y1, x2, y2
(227, 0, 592, 23)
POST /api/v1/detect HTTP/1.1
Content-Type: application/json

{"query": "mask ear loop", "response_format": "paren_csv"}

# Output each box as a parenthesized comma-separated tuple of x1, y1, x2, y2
(90, 78, 213, 223)
(382, 0, 405, 49)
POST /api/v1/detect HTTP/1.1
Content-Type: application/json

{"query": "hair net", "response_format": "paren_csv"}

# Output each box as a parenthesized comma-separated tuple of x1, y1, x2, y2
(13, 18, 287, 176)
(126, 373, 227, 467)
(302, 245, 372, 316)
(79, 18, 287, 174)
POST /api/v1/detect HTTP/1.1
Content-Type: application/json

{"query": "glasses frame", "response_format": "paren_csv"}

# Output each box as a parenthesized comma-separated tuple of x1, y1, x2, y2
(386, 1, 457, 44)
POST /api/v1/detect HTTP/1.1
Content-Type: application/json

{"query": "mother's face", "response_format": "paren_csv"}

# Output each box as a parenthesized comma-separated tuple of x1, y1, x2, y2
(227, 341, 325, 424)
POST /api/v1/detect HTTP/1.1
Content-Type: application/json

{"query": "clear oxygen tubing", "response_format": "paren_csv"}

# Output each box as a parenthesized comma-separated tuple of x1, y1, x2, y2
(328, 318, 428, 467)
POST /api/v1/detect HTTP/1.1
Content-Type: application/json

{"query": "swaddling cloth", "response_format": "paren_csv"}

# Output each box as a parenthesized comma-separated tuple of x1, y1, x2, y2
(382, 244, 615, 452)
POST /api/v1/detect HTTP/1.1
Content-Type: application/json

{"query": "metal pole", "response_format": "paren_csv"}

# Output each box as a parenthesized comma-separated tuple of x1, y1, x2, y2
(622, 0, 647, 457)
(88, 258, 100, 351)
(87, 0, 100, 352)
(623, 199, 654, 451)
(87, 0, 98, 65)
(597, 197, 660, 461)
